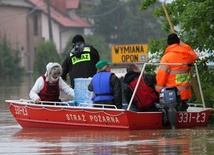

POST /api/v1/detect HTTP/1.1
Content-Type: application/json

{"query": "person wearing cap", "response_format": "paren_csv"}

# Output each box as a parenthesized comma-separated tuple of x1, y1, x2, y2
(88, 60, 122, 109)
(61, 34, 100, 89)
(29, 62, 74, 104)
(156, 33, 197, 111)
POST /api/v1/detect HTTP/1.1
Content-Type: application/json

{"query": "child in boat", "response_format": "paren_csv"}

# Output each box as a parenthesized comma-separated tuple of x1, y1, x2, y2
(88, 60, 123, 109)
(123, 63, 159, 112)
(29, 62, 74, 104)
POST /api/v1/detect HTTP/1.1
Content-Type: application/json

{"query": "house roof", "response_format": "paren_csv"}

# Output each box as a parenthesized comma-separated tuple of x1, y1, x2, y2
(27, 0, 90, 28)
(66, 0, 79, 9)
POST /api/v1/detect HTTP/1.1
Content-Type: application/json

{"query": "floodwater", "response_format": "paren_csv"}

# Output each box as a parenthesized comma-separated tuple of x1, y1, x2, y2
(1, 76, 214, 154)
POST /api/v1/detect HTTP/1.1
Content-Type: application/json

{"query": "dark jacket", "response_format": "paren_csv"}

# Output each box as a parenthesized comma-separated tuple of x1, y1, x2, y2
(88, 71, 122, 109)
(61, 41, 100, 88)
(123, 71, 157, 111)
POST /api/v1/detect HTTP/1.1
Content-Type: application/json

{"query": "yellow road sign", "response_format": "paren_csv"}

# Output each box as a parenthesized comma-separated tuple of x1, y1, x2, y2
(111, 44, 148, 63)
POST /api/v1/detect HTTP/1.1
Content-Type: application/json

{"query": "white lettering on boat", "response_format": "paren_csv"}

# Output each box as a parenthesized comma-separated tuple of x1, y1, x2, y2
(14, 105, 28, 116)
(89, 115, 120, 123)
(66, 114, 120, 123)
(178, 112, 206, 123)
(66, 114, 86, 122)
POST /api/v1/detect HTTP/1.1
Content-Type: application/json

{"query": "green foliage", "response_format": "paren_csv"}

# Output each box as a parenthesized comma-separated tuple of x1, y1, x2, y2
(85, 35, 111, 60)
(0, 37, 24, 80)
(61, 37, 73, 59)
(140, 0, 214, 55)
(140, 0, 214, 107)
(33, 41, 61, 78)
(197, 68, 214, 108)
(141, 0, 157, 11)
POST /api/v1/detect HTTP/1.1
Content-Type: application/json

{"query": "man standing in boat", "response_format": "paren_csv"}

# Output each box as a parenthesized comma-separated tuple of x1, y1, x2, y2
(123, 63, 159, 111)
(156, 34, 197, 111)
(88, 60, 123, 109)
(61, 34, 100, 89)
(29, 62, 74, 103)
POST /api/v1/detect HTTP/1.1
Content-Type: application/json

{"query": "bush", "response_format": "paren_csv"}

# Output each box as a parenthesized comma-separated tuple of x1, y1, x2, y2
(33, 41, 61, 78)
(0, 37, 24, 80)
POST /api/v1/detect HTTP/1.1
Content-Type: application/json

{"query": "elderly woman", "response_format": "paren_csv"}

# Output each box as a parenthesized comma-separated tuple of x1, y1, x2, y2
(29, 62, 74, 103)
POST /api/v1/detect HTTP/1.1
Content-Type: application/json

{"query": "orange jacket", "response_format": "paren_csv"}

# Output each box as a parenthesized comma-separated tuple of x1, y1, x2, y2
(156, 42, 197, 100)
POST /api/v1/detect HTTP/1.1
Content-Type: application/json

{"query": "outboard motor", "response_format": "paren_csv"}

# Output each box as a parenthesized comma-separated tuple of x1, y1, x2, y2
(159, 87, 181, 129)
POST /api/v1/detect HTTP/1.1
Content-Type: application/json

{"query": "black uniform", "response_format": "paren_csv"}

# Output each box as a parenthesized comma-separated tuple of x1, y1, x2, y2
(62, 40, 100, 88)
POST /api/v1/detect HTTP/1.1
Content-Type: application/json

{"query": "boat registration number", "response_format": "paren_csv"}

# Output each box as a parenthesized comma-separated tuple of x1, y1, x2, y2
(14, 105, 28, 116)
(178, 112, 206, 123)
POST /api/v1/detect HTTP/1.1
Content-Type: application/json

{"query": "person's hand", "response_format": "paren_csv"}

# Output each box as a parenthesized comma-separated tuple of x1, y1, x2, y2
(35, 98, 41, 104)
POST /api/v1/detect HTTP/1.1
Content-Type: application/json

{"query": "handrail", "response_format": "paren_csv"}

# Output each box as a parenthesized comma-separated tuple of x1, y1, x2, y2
(13, 99, 117, 109)
(91, 103, 117, 109)
(127, 63, 146, 110)
(126, 62, 205, 110)
(194, 63, 205, 108)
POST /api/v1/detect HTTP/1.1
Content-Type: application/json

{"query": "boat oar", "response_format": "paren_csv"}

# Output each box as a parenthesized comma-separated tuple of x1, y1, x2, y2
(162, 3, 175, 33)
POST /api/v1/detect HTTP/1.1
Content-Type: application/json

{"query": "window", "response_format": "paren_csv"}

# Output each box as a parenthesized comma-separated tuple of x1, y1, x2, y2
(33, 15, 38, 36)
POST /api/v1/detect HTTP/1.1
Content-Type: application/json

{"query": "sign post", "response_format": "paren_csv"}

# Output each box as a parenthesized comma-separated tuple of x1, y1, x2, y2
(111, 44, 148, 63)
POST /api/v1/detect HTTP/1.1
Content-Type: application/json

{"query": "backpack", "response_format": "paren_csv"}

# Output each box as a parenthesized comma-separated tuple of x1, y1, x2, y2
(128, 75, 158, 110)
(70, 42, 85, 58)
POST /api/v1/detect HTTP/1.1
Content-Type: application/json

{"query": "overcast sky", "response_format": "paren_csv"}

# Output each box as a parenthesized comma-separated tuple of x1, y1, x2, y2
(159, 0, 173, 3)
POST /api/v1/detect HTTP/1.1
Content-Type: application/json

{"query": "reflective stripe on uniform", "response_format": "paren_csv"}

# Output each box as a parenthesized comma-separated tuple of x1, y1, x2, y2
(176, 85, 190, 90)
(83, 47, 90, 52)
(156, 85, 189, 91)
(156, 85, 164, 90)
(175, 74, 191, 83)
(159, 65, 170, 73)
(170, 70, 189, 74)
(159, 65, 189, 74)
(71, 53, 91, 65)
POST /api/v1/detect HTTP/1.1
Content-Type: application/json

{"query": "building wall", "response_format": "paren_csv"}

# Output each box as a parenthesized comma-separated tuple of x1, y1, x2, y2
(26, 10, 42, 73)
(41, 13, 61, 52)
(0, 6, 28, 68)
(0, 0, 89, 72)
(60, 28, 84, 53)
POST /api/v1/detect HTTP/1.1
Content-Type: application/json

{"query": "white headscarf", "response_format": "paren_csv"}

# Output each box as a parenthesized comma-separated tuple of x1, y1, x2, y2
(45, 62, 62, 82)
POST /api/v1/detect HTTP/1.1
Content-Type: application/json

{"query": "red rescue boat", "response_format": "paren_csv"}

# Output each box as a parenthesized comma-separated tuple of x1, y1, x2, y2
(5, 63, 213, 130)
(5, 100, 212, 129)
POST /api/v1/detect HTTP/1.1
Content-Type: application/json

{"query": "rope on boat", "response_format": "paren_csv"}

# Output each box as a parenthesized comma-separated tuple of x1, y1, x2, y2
(10, 103, 125, 117)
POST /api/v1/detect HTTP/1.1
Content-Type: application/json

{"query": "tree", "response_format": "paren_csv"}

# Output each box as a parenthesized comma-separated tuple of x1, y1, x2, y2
(93, 0, 166, 45)
(140, 0, 214, 107)
(33, 41, 61, 78)
(85, 35, 111, 60)
(0, 37, 24, 80)
(94, 0, 127, 44)
(140, 0, 214, 57)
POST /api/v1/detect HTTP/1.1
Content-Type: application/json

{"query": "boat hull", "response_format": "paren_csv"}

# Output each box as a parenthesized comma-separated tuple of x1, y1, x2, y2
(6, 100, 212, 130)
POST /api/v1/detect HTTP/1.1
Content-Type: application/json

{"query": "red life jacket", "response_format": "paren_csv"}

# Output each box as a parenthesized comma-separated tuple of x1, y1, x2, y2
(128, 76, 158, 110)
(39, 75, 60, 101)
